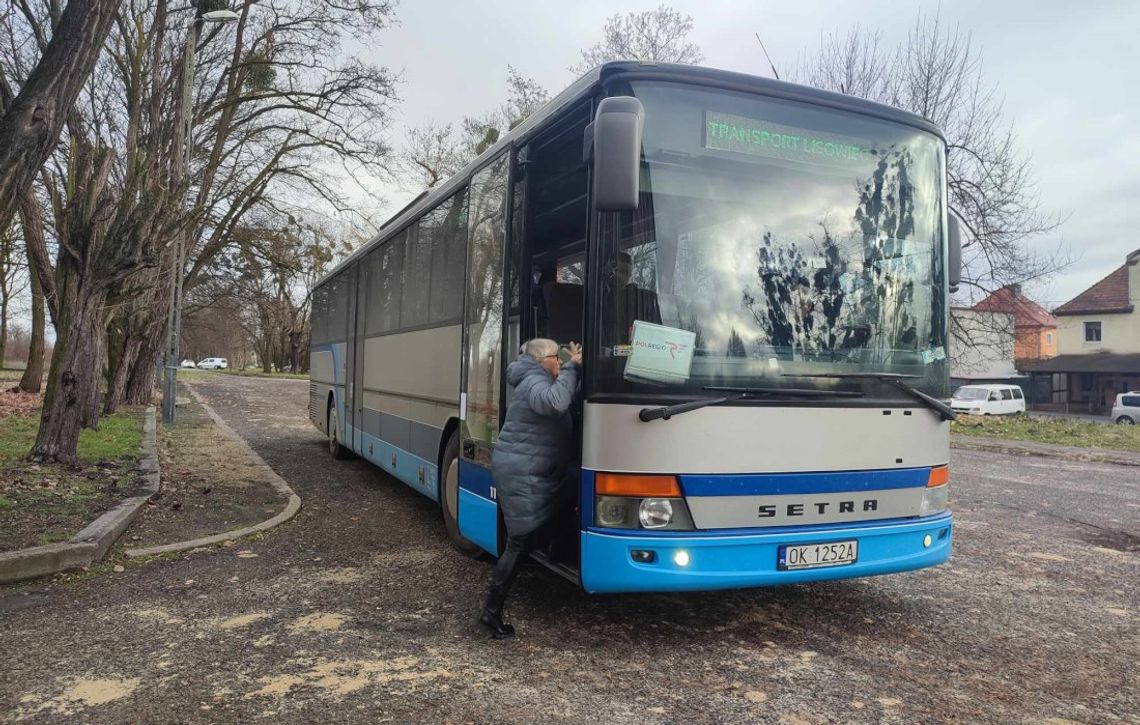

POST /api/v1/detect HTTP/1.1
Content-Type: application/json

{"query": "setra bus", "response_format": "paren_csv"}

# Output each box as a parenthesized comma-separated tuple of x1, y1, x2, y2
(308, 61, 962, 593)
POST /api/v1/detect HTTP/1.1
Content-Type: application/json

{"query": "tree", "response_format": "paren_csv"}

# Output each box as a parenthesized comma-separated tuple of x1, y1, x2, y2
(726, 328, 747, 358)
(0, 221, 26, 366)
(396, 67, 549, 193)
(571, 5, 703, 74)
(793, 13, 1065, 315)
(0, 0, 119, 236)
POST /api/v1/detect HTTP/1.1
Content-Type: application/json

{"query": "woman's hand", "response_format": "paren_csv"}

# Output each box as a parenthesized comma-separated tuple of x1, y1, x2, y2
(566, 341, 583, 366)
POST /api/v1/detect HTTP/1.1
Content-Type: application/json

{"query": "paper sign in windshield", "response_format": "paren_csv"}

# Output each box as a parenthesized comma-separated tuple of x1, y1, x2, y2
(624, 321, 697, 385)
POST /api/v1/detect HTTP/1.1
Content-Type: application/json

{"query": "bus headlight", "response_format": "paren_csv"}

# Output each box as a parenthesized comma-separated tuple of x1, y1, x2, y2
(638, 498, 674, 528)
(596, 497, 633, 527)
(920, 484, 950, 516)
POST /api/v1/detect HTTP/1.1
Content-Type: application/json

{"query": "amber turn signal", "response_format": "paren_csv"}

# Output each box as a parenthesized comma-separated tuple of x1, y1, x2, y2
(927, 465, 949, 487)
(595, 473, 682, 498)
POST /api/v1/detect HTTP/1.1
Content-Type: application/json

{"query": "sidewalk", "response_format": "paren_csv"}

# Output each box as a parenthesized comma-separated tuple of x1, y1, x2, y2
(1026, 410, 1112, 425)
(124, 383, 295, 554)
(951, 434, 1140, 467)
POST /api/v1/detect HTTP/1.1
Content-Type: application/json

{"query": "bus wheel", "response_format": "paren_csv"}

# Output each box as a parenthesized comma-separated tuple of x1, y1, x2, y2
(327, 407, 350, 460)
(440, 432, 485, 559)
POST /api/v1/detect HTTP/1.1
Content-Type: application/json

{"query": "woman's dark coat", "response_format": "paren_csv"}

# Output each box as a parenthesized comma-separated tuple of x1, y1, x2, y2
(491, 354, 580, 536)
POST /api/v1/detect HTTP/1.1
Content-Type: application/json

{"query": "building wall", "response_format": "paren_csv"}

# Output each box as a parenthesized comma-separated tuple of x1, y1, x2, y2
(1055, 312, 1140, 355)
(1014, 326, 1057, 360)
(950, 309, 1016, 379)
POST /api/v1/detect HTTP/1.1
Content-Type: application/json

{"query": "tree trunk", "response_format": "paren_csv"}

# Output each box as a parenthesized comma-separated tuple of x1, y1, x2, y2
(0, 288, 8, 367)
(0, 0, 119, 235)
(31, 276, 107, 465)
(125, 329, 161, 405)
(17, 267, 45, 392)
(104, 330, 141, 415)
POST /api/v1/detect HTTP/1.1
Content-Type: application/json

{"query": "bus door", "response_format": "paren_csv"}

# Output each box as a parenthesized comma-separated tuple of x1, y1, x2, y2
(457, 151, 511, 555)
(347, 263, 366, 454)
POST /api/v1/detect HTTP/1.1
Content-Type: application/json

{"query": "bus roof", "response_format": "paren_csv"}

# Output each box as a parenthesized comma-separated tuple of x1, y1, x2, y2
(315, 61, 945, 289)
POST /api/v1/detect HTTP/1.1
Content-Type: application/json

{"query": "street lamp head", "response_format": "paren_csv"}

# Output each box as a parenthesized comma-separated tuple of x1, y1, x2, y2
(200, 9, 239, 22)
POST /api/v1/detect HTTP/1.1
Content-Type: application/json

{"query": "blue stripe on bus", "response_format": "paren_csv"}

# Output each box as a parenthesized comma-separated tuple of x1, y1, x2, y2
(358, 430, 439, 501)
(458, 459, 494, 499)
(458, 489, 498, 555)
(678, 467, 932, 497)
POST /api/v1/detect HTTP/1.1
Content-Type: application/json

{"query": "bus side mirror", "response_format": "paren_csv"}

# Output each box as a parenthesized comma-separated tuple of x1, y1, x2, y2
(947, 211, 964, 293)
(587, 96, 644, 211)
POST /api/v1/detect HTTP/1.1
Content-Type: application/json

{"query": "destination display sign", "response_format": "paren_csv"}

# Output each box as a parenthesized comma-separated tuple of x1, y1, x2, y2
(704, 110, 871, 166)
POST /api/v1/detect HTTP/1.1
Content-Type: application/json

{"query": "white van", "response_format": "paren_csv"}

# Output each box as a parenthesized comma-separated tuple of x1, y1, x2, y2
(1112, 392, 1140, 424)
(197, 357, 228, 370)
(951, 384, 1026, 416)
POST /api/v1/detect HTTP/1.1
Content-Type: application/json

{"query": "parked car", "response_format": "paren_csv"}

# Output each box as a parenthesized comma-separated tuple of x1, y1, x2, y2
(1111, 392, 1140, 424)
(950, 384, 1026, 416)
(180, 359, 197, 369)
(197, 357, 228, 370)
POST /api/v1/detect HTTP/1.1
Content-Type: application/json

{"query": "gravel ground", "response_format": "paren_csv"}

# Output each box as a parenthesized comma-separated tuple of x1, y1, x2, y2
(1, 373, 1136, 724)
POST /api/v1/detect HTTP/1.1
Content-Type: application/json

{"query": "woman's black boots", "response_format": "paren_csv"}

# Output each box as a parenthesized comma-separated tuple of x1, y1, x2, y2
(480, 586, 515, 639)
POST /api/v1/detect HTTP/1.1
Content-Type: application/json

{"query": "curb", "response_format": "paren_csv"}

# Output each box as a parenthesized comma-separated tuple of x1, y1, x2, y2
(951, 435, 1140, 467)
(124, 385, 301, 558)
(0, 406, 161, 584)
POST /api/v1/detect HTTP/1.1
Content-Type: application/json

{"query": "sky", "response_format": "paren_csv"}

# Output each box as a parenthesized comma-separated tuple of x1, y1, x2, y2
(368, 0, 1140, 310)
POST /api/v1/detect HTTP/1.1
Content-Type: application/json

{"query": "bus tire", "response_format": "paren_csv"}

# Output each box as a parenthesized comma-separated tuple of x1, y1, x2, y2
(327, 403, 351, 460)
(440, 432, 486, 559)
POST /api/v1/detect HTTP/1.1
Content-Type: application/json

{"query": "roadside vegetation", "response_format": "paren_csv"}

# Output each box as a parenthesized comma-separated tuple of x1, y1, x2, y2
(0, 408, 145, 551)
(952, 415, 1140, 453)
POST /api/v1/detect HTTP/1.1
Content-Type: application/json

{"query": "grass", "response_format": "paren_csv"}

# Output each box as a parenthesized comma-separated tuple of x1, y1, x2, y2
(221, 368, 308, 380)
(0, 407, 147, 552)
(951, 414, 1140, 453)
(0, 369, 24, 382)
(0, 408, 144, 466)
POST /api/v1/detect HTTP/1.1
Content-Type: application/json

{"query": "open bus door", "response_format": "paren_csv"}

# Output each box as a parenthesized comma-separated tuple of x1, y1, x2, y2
(456, 151, 511, 556)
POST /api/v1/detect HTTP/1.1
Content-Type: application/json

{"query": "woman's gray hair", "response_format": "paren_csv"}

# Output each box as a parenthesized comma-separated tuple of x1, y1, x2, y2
(521, 338, 559, 359)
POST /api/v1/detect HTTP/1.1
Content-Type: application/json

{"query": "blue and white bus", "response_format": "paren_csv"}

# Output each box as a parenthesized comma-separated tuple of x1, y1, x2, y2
(309, 62, 961, 593)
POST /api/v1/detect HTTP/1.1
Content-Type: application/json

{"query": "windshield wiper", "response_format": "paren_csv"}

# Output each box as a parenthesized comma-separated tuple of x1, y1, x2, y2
(784, 372, 956, 422)
(638, 386, 864, 423)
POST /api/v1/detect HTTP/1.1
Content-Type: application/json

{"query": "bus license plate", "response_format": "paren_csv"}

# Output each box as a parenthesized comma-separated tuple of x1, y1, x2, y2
(779, 540, 858, 570)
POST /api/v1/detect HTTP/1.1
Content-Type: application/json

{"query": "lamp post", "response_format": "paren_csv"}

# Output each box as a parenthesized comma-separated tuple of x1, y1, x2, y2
(162, 5, 239, 425)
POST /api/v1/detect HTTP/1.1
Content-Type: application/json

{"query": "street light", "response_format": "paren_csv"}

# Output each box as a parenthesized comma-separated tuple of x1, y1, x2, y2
(162, 5, 240, 425)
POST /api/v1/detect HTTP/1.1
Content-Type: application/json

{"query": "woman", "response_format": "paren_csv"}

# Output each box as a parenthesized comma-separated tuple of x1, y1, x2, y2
(480, 338, 583, 639)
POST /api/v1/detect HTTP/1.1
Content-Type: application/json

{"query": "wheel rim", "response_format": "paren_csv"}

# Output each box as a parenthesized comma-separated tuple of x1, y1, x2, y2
(328, 415, 338, 454)
(445, 457, 459, 521)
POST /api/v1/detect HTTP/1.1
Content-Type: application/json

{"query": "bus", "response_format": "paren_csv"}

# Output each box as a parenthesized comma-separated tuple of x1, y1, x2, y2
(309, 61, 962, 593)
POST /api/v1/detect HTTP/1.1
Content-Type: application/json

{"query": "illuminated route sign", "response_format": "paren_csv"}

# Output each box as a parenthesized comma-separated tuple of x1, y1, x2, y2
(704, 111, 870, 165)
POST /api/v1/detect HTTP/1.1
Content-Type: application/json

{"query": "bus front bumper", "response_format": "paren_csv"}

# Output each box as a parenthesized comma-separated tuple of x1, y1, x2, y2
(579, 513, 952, 594)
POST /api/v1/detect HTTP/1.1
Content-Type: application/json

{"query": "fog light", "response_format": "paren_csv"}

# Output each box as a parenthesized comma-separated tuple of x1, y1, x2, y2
(631, 549, 656, 563)
(673, 550, 690, 567)
(639, 498, 674, 529)
(923, 534, 933, 548)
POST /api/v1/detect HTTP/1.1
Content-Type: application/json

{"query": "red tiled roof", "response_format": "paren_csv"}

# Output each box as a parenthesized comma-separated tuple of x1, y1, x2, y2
(972, 286, 1057, 328)
(1053, 265, 1133, 316)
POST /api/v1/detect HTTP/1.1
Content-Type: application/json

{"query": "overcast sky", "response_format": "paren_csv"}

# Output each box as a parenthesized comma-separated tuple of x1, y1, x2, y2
(372, 0, 1140, 309)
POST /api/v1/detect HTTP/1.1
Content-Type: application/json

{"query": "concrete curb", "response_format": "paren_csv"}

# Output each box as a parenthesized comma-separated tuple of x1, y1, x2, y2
(0, 406, 160, 584)
(124, 386, 301, 558)
(951, 434, 1140, 467)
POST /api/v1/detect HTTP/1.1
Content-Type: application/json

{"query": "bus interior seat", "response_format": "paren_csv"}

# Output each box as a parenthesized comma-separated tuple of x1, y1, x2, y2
(541, 282, 584, 344)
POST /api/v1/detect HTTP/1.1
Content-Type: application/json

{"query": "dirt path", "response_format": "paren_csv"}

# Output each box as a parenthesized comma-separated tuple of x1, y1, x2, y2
(1, 373, 1136, 723)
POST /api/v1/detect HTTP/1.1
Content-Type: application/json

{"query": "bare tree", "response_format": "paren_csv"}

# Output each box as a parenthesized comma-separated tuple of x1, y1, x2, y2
(397, 66, 549, 193)
(0, 0, 119, 236)
(794, 14, 1065, 305)
(0, 220, 26, 366)
(571, 5, 703, 74)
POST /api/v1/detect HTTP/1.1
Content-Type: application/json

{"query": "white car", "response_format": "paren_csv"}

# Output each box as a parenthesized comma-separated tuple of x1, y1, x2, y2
(197, 357, 229, 370)
(180, 359, 197, 369)
(1111, 392, 1140, 424)
(950, 384, 1026, 416)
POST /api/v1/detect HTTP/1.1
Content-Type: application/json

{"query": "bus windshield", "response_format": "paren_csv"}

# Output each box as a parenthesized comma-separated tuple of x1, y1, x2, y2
(592, 81, 948, 399)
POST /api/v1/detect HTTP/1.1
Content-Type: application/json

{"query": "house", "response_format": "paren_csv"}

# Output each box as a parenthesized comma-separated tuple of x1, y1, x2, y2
(949, 307, 1017, 389)
(970, 284, 1057, 367)
(1021, 249, 1140, 413)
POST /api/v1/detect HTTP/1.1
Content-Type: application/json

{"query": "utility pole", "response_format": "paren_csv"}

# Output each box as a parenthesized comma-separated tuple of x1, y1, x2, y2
(162, 4, 238, 424)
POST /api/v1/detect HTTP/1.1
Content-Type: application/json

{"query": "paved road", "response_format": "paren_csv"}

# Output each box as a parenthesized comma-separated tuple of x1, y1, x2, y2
(2, 374, 1137, 723)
